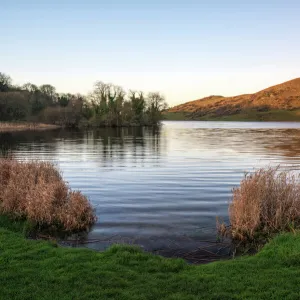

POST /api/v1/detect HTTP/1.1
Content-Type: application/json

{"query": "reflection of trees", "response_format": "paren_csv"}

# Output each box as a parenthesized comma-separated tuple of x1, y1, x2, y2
(0, 130, 62, 157)
(0, 127, 164, 167)
(2, 127, 300, 163)
(83, 127, 163, 168)
(0, 132, 12, 156)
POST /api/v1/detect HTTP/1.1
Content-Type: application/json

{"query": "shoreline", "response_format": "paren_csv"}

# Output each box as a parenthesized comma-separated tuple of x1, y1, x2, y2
(0, 122, 162, 133)
(163, 119, 300, 122)
(163, 109, 300, 122)
(0, 122, 61, 132)
(0, 225, 298, 299)
(59, 234, 232, 265)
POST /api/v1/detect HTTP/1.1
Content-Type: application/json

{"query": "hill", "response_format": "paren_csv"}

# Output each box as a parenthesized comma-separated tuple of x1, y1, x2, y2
(166, 78, 300, 121)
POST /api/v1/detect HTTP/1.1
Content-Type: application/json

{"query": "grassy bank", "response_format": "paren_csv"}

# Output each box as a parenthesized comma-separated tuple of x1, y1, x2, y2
(163, 109, 300, 122)
(0, 122, 60, 132)
(1, 160, 300, 298)
(0, 223, 300, 299)
(162, 112, 188, 121)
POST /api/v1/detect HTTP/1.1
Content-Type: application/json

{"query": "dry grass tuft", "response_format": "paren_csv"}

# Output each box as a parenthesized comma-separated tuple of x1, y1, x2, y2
(225, 166, 300, 242)
(0, 158, 96, 232)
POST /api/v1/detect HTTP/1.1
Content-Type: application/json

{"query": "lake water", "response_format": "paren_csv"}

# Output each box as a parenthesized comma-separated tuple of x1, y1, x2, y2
(2, 121, 300, 261)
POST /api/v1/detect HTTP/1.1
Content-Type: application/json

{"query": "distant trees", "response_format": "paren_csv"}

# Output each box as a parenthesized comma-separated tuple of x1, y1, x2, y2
(87, 81, 167, 126)
(147, 92, 168, 124)
(0, 92, 29, 121)
(0, 72, 168, 127)
(0, 73, 13, 92)
(39, 84, 57, 104)
(88, 81, 127, 126)
(57, 94, 71, 107)
(129, 91, 146, 124)
(22, 83, 38, 93)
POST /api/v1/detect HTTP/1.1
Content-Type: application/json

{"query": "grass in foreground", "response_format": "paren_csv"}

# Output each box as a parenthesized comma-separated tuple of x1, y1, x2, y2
(1, 224, 300, 299)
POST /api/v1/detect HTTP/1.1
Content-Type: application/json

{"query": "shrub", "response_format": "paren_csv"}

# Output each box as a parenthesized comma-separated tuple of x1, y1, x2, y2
(225, 166, 300, 242)
(0, 158, 96, 233)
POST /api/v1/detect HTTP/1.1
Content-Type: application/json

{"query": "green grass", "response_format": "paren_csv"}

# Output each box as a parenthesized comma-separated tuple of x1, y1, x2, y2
(207, 109, 300, 122)
(164, 109, 300, 122)
(162, 112, 189, 121)
(1, 217, 300, 299)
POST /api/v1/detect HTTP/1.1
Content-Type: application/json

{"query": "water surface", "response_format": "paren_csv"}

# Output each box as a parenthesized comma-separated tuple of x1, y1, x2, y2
(2, 121, 300, 259)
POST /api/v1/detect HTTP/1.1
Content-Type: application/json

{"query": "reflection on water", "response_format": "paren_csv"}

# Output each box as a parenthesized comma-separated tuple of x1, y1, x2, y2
(1, 121, 300, 257)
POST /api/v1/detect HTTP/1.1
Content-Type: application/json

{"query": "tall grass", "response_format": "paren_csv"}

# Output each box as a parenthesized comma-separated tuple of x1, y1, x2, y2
(224, 166, 300, 242)
(0, 158, 96, 233)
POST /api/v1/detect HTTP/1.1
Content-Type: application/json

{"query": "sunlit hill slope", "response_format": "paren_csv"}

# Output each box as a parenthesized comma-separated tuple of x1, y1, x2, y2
(166, 78, 300, 121)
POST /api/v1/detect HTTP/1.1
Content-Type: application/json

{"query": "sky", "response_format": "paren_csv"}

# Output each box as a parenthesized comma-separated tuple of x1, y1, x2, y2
(1, 0, 300, 105)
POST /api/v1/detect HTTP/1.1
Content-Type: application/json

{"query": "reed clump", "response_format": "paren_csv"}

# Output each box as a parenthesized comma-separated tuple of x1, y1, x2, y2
(0, 158, 96, 233)
(222, 166, 300, 242)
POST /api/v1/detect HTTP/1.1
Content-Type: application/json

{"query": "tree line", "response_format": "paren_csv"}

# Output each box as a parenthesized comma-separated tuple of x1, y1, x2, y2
(0, 72, 168, 127)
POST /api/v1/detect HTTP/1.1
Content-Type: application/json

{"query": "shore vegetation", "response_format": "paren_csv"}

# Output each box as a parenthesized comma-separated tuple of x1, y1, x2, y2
(0, 72, 168, 128)
(0, 157, 96, 235)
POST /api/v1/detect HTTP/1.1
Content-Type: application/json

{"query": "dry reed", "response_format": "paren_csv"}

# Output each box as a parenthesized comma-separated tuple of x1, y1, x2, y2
(225, 166, 300, 242)
(0, 122, 60, 132)
(0, 158, 96, 232)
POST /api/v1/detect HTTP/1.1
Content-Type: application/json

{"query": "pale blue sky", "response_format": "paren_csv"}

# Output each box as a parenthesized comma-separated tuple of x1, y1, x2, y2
(1, 0, 300, 105)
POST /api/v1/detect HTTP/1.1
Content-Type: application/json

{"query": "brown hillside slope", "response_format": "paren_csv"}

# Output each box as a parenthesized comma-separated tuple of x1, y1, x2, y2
(168, 78, 300, 118)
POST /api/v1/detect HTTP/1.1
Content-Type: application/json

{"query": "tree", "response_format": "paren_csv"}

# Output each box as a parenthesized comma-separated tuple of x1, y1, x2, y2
(0, 73, 168, 126)
(22, 83, 38, 93)
(0, 72, 12, 92)
(146, 92, 168, 124)
(39, 84, 57, 104)
(147, 92, 167, 111)
(130, 90, 146, 124)
(89, 81, 110, 117)
(106, 85, 125, 126)
(114, 85, 126, 126)
(89, 81, 126, 126)
(0, 92, 29, 121)
(57, 93, 71, 107)
(121, 101, 133, 124)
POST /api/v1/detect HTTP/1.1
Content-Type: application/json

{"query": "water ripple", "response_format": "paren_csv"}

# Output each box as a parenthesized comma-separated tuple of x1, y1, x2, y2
(2, 121, 300, 252)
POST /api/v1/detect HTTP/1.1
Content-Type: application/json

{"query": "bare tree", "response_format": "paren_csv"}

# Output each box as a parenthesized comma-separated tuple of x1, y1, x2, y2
(39, 84, 57, 104)
(146, 92, 167, 124)
(147, 92, 167, 111)
(22, 83, 38, 93)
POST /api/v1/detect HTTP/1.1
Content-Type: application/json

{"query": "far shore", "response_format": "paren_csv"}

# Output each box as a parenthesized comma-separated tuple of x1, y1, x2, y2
(0, 122, 61, 132)
(163, 110, 300, 122)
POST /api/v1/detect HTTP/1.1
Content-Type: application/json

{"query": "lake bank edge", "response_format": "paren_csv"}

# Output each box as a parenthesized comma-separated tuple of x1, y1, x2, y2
(0, 121, 164, 133)
(0, 222, 299, 299)
(163, 109, 300, 122)
(0, 122, 62, 132)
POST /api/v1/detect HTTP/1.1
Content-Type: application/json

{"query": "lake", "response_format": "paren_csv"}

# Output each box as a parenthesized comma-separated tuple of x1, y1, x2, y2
(1, 121, 300, 261)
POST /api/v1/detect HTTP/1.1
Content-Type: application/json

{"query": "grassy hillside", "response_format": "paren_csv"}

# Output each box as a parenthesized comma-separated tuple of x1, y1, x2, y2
(166, 78, 300, 121)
